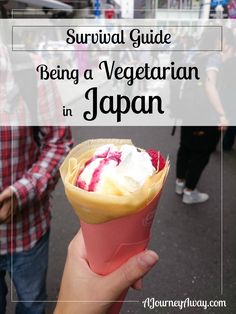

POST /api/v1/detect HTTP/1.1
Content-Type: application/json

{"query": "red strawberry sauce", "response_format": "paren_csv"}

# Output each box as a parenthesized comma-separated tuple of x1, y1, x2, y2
(76, 147, 121, 191)
(76, 147, 165, 191)
(146, 149, 165, 171)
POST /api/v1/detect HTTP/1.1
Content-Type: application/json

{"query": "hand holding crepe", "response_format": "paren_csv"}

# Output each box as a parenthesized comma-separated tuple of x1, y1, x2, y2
(54, 230, 158, 314)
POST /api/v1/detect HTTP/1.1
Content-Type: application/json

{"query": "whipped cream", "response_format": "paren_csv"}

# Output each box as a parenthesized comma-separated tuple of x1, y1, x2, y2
(76, 144, 155, 194)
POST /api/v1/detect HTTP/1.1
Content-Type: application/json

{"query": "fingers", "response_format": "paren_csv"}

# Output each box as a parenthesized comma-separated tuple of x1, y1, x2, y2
(0, 189, 15, 223)
(104, 250, 158, 298)
(0, 187, 13, 203)
(0, 201, 11, 223)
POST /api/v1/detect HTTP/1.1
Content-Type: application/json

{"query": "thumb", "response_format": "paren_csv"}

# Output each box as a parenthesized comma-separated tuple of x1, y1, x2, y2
(104, 250, 158, 299)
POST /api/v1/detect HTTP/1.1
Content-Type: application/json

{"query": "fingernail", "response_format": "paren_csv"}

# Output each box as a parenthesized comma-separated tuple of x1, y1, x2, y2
(138, 251, 158, 268)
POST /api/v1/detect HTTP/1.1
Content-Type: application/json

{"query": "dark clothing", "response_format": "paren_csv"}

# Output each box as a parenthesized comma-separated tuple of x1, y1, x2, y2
(176, 127, 220, 190)
(177, 145, 211, 190)
(223, 126, 236, 151)
(179, 126, 220, 151)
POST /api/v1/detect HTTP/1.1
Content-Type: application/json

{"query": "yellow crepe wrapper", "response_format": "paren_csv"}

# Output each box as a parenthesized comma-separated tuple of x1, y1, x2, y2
(60, 138, 169, 224)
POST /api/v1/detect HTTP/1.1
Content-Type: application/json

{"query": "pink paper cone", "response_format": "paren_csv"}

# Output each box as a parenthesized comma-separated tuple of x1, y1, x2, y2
(80, 191, 162, 314)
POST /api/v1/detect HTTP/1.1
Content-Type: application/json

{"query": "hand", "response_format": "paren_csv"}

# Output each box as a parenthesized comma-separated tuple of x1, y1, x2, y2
(218, 115, 229, 131)
(0, 187, 17, 223)
(54, 230, 158, 314)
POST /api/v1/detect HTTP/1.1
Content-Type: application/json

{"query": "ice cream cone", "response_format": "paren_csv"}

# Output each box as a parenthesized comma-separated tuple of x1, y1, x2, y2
(80, 191, 163, 314)
(80, 191, 162, 275)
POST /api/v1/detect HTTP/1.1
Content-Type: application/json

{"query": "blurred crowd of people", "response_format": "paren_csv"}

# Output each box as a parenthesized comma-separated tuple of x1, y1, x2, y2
(171, 28, 236, 204)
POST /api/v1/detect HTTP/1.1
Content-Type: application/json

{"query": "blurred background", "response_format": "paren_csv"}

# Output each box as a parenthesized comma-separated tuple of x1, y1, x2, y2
(0, 0, 235, 20)
(1, 0, 235, 312)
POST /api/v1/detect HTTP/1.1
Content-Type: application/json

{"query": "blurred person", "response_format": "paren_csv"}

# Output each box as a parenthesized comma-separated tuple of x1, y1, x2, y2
(0, 1, 8, 18)
(0, 40, 73, 314)
(54, 230, 158, 314)
(175, 29, 235, 204)
(175, 127, 220, 204)
(169, 33, 199, 127)
(217, 35, 236, 151)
